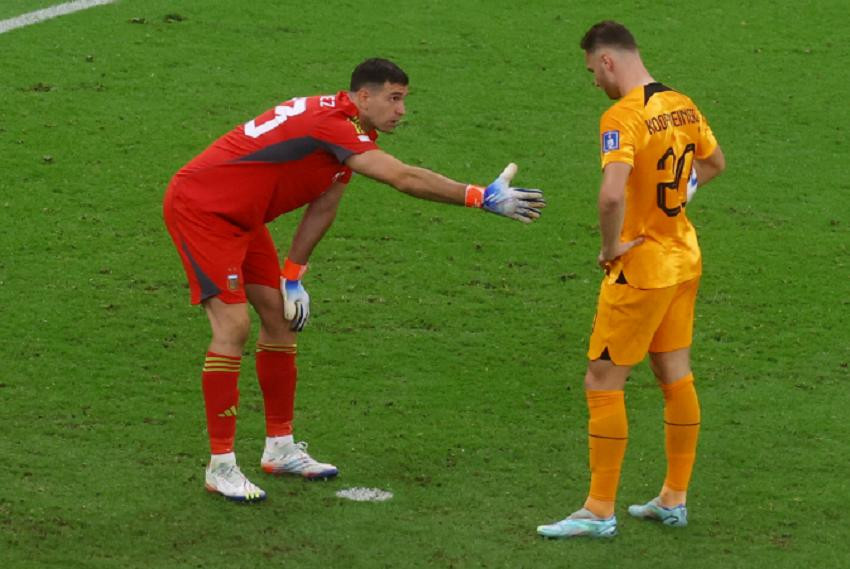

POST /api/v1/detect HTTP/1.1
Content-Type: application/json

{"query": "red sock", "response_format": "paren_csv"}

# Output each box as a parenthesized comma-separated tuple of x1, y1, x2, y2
(255, 343, 297, 437)
(201, 352, 241, 454)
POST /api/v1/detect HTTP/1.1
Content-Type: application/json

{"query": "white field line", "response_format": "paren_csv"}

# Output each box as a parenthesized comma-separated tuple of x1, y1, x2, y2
(0, 0, 116, 35)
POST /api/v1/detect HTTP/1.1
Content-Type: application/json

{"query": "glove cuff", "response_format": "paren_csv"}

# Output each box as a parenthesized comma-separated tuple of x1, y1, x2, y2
(281, 258, 308, 280)
(464, 184, 485, 208)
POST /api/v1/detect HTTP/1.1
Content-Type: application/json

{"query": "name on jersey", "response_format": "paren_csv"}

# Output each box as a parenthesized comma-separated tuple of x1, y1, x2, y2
(645, 107, 698, 135)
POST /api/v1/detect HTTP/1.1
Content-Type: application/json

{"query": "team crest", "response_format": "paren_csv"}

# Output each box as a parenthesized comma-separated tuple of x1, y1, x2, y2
(227, 273, 240, 291)
(602, 130, 620, 153)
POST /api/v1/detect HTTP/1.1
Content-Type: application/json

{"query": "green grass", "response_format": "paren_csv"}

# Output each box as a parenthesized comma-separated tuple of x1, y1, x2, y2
(2, 1, 848, 567)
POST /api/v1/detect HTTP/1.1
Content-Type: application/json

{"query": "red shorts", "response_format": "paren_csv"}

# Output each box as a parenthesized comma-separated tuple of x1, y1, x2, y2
(163, 184, 280, 304)
(587, 276, 700, 366)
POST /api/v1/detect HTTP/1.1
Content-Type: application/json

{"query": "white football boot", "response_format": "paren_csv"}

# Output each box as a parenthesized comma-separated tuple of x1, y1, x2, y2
(205, 461, 267, 502)
(261, 440, 339, 480)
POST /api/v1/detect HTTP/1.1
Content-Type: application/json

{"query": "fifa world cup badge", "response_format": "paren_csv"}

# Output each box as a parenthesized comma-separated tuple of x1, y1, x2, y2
(602, 130, 620, 153)
(227, 273, 240, 291)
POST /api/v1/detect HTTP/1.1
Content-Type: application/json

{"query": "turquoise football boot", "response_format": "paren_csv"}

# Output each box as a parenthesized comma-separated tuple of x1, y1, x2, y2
(537, 508, 618, 539)
(627, 497, 688, 527)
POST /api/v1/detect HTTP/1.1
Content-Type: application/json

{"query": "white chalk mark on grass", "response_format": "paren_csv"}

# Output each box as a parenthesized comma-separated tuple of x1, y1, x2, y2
(336, 487, 394, 502)
(0, 0, 116, 35)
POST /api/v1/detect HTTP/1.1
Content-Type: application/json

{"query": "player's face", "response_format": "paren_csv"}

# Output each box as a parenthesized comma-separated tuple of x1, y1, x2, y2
(359, 82, 408, 132)
(585, 51, 620, 100)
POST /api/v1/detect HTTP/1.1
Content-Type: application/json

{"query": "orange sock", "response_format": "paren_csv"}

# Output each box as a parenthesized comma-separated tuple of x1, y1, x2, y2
(585, 389, 628, 517)
(255, 343, 298, 437)
(661, 373, 700, 496)
(201, 352, 241, 454)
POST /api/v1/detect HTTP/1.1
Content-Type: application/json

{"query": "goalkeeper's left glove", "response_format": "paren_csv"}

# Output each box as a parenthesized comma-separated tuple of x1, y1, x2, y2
(464, 163, 545, 223)
(686, 167, 698, 203)
(280, 258, 310, 332)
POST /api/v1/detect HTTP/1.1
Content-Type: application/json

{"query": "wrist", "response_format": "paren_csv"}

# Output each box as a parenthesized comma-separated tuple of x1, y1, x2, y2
(281, 258, 308, 281)
(464, 184, 484, 208)
(600, 243, 618, 260)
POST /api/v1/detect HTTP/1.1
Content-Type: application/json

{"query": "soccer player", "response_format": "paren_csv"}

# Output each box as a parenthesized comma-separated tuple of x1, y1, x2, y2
(163, 58, 546, 502)
(536, 22, 725, 537)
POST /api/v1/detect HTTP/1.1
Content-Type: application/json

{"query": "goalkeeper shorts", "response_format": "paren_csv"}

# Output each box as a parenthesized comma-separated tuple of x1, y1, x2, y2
(587, 276, 700, 366)
(163, 185, 280, 305)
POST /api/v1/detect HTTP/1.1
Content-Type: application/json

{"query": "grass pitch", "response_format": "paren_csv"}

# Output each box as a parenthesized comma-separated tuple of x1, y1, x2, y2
(1, 1, 848, 567)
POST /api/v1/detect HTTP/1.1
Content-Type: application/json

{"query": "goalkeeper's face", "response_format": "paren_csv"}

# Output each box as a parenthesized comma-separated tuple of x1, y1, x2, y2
(357, 82, 409, 133)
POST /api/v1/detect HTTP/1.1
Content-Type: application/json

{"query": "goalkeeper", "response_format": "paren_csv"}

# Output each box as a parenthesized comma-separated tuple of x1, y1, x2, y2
(162, 58, 545, 502)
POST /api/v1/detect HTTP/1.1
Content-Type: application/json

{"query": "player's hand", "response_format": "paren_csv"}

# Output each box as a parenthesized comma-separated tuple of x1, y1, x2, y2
(467, 163, 545, 223)
(598, 237, 644, 270)
(686, 167, 698, 202)
(281, 278, 310, 331)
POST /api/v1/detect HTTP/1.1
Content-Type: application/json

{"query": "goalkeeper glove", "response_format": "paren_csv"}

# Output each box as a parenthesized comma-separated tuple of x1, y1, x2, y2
(280, 258, 310, 332)
(464, 163, 545, 223)
(686, 167, 698, 202)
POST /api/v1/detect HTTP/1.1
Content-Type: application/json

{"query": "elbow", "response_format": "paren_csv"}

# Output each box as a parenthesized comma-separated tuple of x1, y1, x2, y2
(598, 192, 622, 213)
(711, 148, 727, 175)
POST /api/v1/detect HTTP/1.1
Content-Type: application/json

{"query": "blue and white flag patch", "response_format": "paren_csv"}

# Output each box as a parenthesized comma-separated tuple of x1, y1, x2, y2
(602, 130, 620, 153)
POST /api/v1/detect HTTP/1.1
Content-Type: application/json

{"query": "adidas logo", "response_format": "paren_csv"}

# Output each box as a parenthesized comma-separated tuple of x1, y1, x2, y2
(217, 405, 238, 418)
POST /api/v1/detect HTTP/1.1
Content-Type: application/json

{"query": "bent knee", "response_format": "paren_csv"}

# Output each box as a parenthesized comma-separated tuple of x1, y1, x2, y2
(649, 348, 691, 384)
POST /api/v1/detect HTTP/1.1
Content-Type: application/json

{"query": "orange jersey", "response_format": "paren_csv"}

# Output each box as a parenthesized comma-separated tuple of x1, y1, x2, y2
(599, 82, 717, 288)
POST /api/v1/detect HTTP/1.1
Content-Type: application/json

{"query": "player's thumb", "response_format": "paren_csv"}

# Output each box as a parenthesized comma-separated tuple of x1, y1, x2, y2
(283, 300, 295, 321)
(624, 236, 645, 251)
(499, 162, 518, 183)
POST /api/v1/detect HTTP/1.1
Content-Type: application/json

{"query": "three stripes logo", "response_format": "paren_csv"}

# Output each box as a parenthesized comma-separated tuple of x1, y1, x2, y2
(203, 355, 241, 373)
(217, 405, 238, 418)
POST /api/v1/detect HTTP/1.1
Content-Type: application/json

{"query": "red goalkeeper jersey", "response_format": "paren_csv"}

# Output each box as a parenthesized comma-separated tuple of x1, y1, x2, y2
(170, 91, 379, 229)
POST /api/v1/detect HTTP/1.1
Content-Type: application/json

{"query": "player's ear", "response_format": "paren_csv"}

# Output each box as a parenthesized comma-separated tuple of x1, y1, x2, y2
(354, 86, 371, 108)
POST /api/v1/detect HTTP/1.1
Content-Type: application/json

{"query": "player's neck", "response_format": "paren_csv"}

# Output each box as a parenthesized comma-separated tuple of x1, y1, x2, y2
(618, 66, 655, 97)
(348, 92, 376, 132)
(356, 114, 375, 132)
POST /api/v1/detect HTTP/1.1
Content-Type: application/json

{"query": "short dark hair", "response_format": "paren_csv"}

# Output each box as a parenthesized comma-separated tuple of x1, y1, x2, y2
(350, 58, 409, 91)
(580, 21, 638, 52)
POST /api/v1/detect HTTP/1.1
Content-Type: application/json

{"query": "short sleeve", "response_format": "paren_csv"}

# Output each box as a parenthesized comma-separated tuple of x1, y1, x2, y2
(695, 111, 718, 159)
(599, 107, 638, 170)
(313, 116, 380, 163)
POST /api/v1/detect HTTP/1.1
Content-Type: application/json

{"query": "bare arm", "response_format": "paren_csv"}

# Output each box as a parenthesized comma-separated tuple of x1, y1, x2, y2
(693, 145, 726, 187)
(287, 182, 346, 264)
(345, 149, 467, 204)
(598, 162, 642, 265)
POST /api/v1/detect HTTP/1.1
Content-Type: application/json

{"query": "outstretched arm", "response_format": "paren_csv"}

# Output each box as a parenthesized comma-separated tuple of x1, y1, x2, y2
(345, 150, 465, 203)
(345, 150, 545, 223)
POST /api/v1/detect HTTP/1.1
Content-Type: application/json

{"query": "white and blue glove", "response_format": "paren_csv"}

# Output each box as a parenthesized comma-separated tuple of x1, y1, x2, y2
(464, 163, 545, 223)
(686, 167, 698, 203)
(281, 259, 310, 332)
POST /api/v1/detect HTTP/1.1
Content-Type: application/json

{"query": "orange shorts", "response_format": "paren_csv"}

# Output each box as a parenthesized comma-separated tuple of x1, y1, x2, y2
(163, 184, 280, 305)
(587, 276, 700, 366)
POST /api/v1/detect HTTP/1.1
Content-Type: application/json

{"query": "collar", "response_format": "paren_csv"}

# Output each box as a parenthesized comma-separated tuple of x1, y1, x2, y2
(336, 91, 378, 141)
